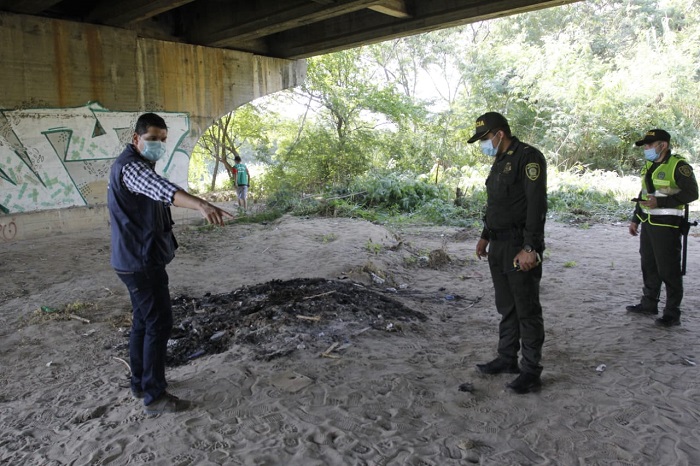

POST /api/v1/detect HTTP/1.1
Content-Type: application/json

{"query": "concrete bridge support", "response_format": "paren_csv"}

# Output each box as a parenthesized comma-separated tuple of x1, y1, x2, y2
(0, 12, 305, 239)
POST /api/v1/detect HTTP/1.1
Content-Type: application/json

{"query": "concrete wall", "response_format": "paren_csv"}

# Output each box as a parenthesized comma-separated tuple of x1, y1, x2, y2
(0, 12, 306, 238)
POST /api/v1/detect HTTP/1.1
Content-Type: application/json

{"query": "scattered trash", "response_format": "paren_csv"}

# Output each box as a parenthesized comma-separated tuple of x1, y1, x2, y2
(210, 331, 226, 341)
(69, 314, 90, 324)
(682, 358, 696, 367)
(458, 382, 475, 393)
(370, 273, 385, 285)
(385, 287, 397, 293)
(41, 306, 58, 313)
(444, 295, 455, 301)
(596, 364, 606, 372)
(82, 329, 96, 337)
(303, 290, 336, 301)
(188, 349, 206, 360)
(398, 283, 409, 289)
(296, 315, 322, 322)
(46, 361, 53, 367)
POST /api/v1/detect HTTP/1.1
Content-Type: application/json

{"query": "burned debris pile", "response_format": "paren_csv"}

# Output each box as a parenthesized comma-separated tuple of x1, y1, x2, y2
(131, 278, 428, 366)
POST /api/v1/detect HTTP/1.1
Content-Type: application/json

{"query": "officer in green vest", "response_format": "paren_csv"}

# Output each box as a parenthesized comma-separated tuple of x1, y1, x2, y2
(627, 129, 698, 326)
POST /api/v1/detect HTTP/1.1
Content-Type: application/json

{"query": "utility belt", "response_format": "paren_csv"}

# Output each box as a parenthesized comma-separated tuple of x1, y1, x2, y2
(488, 228, 523, 241)
(637, 213, 684, 229)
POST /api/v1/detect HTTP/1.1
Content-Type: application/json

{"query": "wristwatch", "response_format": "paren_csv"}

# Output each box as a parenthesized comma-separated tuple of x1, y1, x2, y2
(523, 244, 534, 253)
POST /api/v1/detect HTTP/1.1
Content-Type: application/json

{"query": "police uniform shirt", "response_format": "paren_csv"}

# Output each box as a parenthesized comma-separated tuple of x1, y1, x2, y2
(481, 137, 547, 249)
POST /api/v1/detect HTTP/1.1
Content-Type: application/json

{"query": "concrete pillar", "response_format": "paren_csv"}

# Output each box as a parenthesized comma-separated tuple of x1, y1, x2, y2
(0, 11, 306, 231)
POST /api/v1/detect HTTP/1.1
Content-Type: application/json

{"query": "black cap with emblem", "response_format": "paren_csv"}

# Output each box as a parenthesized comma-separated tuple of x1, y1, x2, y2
(467, 112, 510, 144)
(634, 129, 671, 146)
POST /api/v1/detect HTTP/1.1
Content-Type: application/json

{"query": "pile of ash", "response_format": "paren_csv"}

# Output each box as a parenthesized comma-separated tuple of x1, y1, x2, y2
(123, 278, 428, 366)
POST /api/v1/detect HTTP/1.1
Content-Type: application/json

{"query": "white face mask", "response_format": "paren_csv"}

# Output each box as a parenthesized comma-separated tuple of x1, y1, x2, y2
(480, 132, 501, 157)
(643, 143, 661, 162)
(140, 140, 166, 162)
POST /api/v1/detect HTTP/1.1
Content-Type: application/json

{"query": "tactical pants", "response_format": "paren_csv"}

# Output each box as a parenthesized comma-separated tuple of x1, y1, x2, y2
(488, 239, 544, 376)
(639, 222, 683, 318)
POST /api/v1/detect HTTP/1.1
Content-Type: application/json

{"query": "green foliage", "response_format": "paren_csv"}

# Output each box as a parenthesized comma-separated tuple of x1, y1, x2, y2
(365, 239, 382, 254)
(350, 173, 449, 212)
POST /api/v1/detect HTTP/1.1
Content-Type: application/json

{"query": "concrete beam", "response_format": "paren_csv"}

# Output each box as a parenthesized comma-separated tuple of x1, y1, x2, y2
(194, 0, 387, 47)
(87, 0, 196, 27)
(0, 0, 61, 15)
(271, 0, 579, 58)
(0, 11, 305, 120)
(369, 0, 411, 19)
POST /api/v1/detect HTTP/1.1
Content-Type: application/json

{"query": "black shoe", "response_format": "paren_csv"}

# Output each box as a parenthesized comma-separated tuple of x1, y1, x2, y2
(626, 304, 658, 315)
(655, 315, 680, 327)
(144, 392, 191, 415)
(506, 372, 542, 394)
(476, 358, 520, 375)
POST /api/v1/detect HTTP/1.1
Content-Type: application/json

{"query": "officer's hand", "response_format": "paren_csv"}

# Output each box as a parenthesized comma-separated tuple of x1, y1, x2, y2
(628, 222, 639, 236)
(640, 195, 658, 209)
(476, 238, 489, 260)
(514, 250, 538, 272)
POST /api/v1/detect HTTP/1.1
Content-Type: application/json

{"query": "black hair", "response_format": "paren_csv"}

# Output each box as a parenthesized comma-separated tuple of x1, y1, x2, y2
(234, 155, 242, 162)
(492, 125, 512, 138)
(135, 113, 167, 135)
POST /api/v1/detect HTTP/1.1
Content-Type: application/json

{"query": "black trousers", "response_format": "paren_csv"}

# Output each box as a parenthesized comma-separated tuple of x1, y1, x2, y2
(487, 239, 544, 376)
(117, 267, 173, 405)
(639, 222, 683, 318)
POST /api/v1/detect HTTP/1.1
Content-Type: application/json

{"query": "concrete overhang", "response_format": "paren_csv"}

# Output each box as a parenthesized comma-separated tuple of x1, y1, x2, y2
(0, 0, 581, 59)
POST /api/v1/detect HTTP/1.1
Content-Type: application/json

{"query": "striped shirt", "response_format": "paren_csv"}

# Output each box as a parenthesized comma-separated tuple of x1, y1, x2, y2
(121, 159, 181, 204)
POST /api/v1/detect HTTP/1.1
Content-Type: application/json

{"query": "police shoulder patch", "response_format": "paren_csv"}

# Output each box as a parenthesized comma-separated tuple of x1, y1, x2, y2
(679, 164, 693, 177)
(526, 163, 541, 181)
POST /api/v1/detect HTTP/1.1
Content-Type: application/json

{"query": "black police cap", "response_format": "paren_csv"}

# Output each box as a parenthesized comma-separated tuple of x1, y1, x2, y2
(467, 112, 510, 143)
(634, 129, 671, 146)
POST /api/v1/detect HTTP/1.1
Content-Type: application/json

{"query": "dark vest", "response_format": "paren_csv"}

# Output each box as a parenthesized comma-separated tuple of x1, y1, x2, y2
(108, 144, 177, 272)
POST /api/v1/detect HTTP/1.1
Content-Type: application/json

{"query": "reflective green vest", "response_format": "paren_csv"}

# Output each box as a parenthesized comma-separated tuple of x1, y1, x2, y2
(637, 153, 685, 227)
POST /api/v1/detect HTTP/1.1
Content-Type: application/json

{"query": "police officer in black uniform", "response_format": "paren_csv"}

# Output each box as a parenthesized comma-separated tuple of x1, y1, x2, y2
(468, 112, 547, 394)
(626, 129, 698, 326)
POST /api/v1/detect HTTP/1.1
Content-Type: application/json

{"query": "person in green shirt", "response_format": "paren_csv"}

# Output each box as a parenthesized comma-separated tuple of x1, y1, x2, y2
(232, 155, 250, 212)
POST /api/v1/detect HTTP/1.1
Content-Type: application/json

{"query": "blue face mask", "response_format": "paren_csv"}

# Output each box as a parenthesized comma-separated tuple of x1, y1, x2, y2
(644, 146, 659, 162)
(480, 133, 501, 157)
(141, 140, 166, 162)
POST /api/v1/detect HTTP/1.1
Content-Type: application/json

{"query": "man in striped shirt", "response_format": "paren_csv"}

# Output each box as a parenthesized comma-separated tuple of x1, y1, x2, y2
(108, 112, 234, 415)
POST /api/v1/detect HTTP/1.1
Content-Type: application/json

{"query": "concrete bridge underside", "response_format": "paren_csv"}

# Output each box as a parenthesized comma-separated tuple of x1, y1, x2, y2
(0, 0, 577, 239)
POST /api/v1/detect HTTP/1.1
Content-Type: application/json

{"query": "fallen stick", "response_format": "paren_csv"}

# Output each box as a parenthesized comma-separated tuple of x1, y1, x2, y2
(321, 342, 341, 359)
(112, 356, 131, 374)
(69, 314, 90, 324)
(296, 315, 321, 322)
(303, 290, 336, 301)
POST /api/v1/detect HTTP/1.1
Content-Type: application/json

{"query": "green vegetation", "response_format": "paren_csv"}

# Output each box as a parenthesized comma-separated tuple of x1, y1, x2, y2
(188, 0, 698, 227)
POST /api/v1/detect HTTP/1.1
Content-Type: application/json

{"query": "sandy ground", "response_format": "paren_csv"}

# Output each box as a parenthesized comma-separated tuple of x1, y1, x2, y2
(1, 208, 700, 466)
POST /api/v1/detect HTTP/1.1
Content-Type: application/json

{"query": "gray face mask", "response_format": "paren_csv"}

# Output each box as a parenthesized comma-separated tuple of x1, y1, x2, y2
(141, 141, 166, 162)
(480, 132, 501, 157)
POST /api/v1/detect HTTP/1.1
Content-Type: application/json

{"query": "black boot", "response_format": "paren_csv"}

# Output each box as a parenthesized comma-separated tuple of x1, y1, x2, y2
(655, 315, 680, 327)
(476, 357, 520, 375)
(626, 304, 658, 315)
(506, 372, 542, 394)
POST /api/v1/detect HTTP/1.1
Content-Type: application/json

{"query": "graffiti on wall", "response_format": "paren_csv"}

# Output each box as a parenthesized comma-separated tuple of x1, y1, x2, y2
(0, 102, 190, 214)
